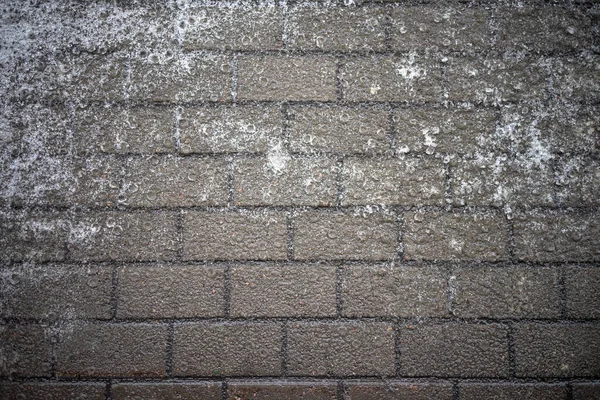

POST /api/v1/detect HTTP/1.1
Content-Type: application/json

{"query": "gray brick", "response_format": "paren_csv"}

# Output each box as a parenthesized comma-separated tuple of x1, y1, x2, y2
(555, 157, 600, 207)
(446, 57, 547, 104)
(287, 322, 395, 376)
(183, 211, 287, 260)
(56, 323, 167, 377)
(393, 107, 499, 155)
(547, 105, 599, 154)
(404, 212, 507, 261)
(293, 211, 397, 260)
(452, 266, 561, 319)
(0, 324, 53, 377)
(495, 104, 554, 155)
(514, 323, 600, 377)
(112, 382, 222, 400)
(67, 212, 177, 261)
(1, 264, 112, 320)
(400, 323, 509, 377)
(237, 56, 336, 101)
(287, 5, 386, 51)
(230, 264, 337, 317)
(565, 266, 600, 319)
(342, 56, 443, 102)
(16, 104, 71, 156)
(173, 322, 282, 376)
(179, 106, 282, 154)
(0, 383, 106, 400)
(347, 382, 453, 400)
(459, 383, 566, 400)
(343, 157, 445, 206)
(342, 265, 448, 317)
(117, 264, 225, 319)
(288, 105, 389, 155)
(513, 212, 600, 262)
(123, 156, 229, 207)
(228, 382, 337, 400)
(550, 56, 600, 103)
(390, 7, 488, 52)
(129, 52, 231, 102)
(234, 156, 337, 206)
(179, 6, 282, 51)
(573, 383, 600, 400)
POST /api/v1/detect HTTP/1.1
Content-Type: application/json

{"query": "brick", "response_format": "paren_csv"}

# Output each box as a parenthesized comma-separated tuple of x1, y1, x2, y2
(0, 324, 53, 377)
(555, 157, 600, 207)
(390, 7, 488, 52)
(67, 212, 177, 261)
(230, 264, 337, 317)
(179, 5, 282, 51)
(342, 56, 443, 102)
(129, 52, 231, 102)
(288, 105, 389, 154)
(179, 106, 282, 154)
(228, 382, 337, 400)
(287, 322, 395, 376)
(459, 383, 566, 400)
(237, 56, 336, 101)
(234, 156, 337, 206)
(183, 210, 287, 260)
(123, 156, 229, 207)
(75, 106, 175, 154)
(565, 266, 600, 319)
(547, 105, 599, 154)
(495, 104, 554, 155)
(342, 265, 448, 317)
(1, 264, 112, 320)
(343, 157, 445, 206)
(446, 57, 546, 104)
(393, 107, 499, 155)
(514, 323, 600, 377)
(56, 323, 167, 377)
(550, 56, 600, 103)
(293, 211, 397, 260)
(172, 322, 282, 376)
(0, 383, 106, 400)
(451, 266, 561, 319)
(347, 382, 453, 400)
(287, 5, 386, 51)
(573, 383, 600, 400)
(404, 212, 507, 261)
(112, 383, 222, 400)
(400, 323, 509, 377)
(16, 104, 70, 155)
(513, 212, 600, 262)
(117, 264, 225, 319)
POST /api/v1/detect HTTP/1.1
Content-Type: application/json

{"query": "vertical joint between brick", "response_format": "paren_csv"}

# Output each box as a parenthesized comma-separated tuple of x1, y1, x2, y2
(336, 265, 344, 318)
(231, 54, 238, 103)
(222, 379, 228, 400)
(224, 264, 232, 318)
(105, 380, 112, 400)
(384, 4, 392, 52)
(165, 323, 174, 377)
(176, 210, 184, 261)
(452, 380, 460, 400)
(396, 209, 404, 261)
(227, 155, 235, 207)
(387, 105, 396, 156)
(281, 321, 289, 377)
(337, 380, 345, 400)
(444, 161, 453, 206)
(394, 321, 401, 377)
(110, 265, 119, 320)
(336, 157, 345, 206)
(286, 211, 294, 261)
(507, 322, 516, 378)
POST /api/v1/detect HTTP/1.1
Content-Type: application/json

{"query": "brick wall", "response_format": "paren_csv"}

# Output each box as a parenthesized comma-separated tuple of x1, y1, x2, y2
(1, 0, 599, 399)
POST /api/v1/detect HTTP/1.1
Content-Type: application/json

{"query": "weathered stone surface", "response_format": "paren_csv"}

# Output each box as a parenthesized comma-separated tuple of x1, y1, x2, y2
(555, 157, 600, 207)
(550, 56, 600, 103)
(228, 382, 337, 400)
(572, 383, 600, 400)
(13, 104, 71, 156)
(0, 383, 106, 400)
(459, 383, 566, 400)
(565, 266, 600, 319)
(347, 382, 454, 400)
(546, 105, 599, 154)
(0, 324, 53, 377)
(112, 383, 222, 400)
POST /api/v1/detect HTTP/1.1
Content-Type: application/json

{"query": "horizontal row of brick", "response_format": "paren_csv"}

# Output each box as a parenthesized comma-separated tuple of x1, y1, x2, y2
(2, 264, 599, 320)
(2, 321, 599, 378)
(2, 210, 598, 262)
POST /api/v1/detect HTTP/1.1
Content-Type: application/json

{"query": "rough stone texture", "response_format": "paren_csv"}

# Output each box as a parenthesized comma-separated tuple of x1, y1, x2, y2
(0, 383, 106, 400)
(572, 383, 600, 400)
(565, 266, 600, 319)
(459, 383, 567, 400)
(555, 157, 600, 207)
(0, 324, 53, 377)
(172, 323, 282, 376)
(228, 382, 337, 400)
(112, 383, 222, 400)
(514, 323, 600, 377)
(230, 264, 336, 317)
(550, 56, 600, 103)
(287, 322, 395, 376)
(400, 323, 510, 377)
(346, 382, 454, 400)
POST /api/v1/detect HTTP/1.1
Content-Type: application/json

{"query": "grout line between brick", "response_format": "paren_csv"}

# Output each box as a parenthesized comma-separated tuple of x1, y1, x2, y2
(281, 321, 289, 377)
(335, 157, 345, 207)
(227, 155, 235, 206)
(176, 210, 184, 261)
(396, 208, 404, 262)
(336, 266, 344, 318)
(224, 265, 232, 318)
(452, 380, 460, 400)
(337, 380, 345, 400)
(507, 322, 516, 378)
(566, 382, 573, 400)
(286, 211, 294, 261)
(110, 265, 119, 320)
(105, 380, 112, 400)
(165, 323, 174, 377)
(222, 379, 228, 400)
(394, 321, 402, 377)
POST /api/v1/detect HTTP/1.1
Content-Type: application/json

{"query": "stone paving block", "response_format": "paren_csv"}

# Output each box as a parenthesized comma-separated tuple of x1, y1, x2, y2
(565, 266, 600, 319)
(403, 211, 507, 261)
(550, 56, 600, 103)
(346, 382, 454, 400)
(514, 323, 600, 377)
(400, 323, 509, 377)
(183, 210, 287, 260)
(117, 264, 225, 319)
(287, 322, 395, 376)
(0, 382, 106, 400)
(234, 156, 337, 206)
(343, 157, 445, 205)
(293, 211, 397, 260)
(112, 382, 222, 400)
(288, 105, 389, 154)
(287, 5, 386, 51)
(123, 156, 229, 207)
(459, 383, 566, 400)
(228, 381, 337, 400)
(173, 322, 282, 376)
(0, 324, 53, 377)
(179, 106, 282, 154)
(513, 212, 600, 262)
(572, 383, 600, 400)
(1, 264, 112, 320)
(15, 104, 71, 156)
(342, 55, 443, 102)
(555, 156, 600, 207)
(342, 265, 448, 317)
(451, 266, 561, 319)
(56, 323, 167, 377)
(230, 264, 337, 317)
(237, 56, 336, 101)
